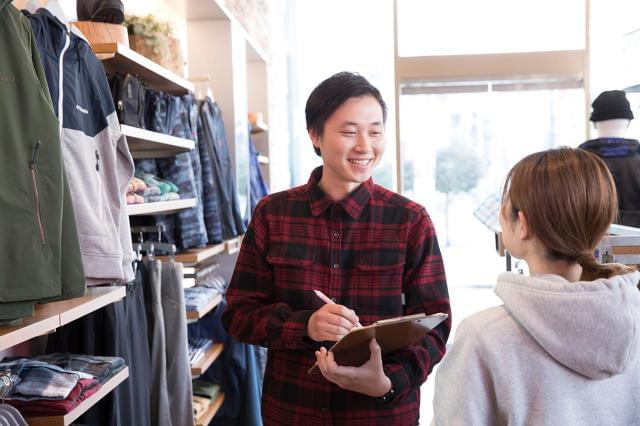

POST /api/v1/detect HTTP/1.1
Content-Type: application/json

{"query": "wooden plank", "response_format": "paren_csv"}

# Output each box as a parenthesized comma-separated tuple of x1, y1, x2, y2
(225, 237, 240, 254)
(191, 343, 224, 377)
(26, 367, 129, 426)
(0, 287, 126, 352)
(122, 125, 194, 158)
(186, 294, 222, 320)
(173, 243, 226, 265)
(127, 198, 197, 216)
(92, 43, 193, 94)
(195, 393, 225, 426)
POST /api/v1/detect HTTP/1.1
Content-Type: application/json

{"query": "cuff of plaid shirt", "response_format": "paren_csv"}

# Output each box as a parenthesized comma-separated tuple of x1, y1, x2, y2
(382, 363, 408, 404)
(281, 309, 316, 349)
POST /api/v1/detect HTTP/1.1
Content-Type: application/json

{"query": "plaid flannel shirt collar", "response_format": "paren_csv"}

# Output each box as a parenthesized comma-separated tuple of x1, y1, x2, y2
(307, 166, 374, 219)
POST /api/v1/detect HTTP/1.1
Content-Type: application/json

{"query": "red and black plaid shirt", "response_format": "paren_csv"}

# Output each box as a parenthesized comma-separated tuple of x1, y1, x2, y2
(222, 167, 451, 425)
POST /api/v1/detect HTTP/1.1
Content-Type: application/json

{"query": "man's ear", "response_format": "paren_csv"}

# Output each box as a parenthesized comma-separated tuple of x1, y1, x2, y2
(309, 129, 321, 150)
(516, 211, 531, 240)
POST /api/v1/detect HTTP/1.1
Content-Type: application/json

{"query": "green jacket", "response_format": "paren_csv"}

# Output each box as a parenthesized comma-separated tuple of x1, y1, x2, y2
(0, 1, 85, 320)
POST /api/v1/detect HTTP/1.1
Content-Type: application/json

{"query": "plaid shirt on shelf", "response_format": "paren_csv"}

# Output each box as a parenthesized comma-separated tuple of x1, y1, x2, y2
(222, 166, 451, 426)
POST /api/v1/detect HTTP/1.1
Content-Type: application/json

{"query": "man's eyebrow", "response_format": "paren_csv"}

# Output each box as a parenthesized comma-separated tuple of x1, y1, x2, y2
(338, 120, 383, 126)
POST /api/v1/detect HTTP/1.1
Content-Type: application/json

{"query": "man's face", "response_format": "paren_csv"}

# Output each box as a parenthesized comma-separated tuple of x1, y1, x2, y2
(309, 95, 385, 195)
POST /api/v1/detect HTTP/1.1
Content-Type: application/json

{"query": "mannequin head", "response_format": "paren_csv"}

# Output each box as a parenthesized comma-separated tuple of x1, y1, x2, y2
(590, 90, 634, 138)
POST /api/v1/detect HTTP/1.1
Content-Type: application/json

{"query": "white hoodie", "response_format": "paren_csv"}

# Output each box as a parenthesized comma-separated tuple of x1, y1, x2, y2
(432, 271, 640, 426)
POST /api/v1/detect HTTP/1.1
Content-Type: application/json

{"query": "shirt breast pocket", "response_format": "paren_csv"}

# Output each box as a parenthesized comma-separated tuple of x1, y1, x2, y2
(266, 243, 316, 308)
(354, 251, 405, 318)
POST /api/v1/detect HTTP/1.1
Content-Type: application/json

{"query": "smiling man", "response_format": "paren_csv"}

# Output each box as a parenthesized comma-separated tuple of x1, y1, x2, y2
(222, 72, 451, 425)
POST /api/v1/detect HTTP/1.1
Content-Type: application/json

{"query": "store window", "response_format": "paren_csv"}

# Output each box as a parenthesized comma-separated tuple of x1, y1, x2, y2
(397, 0, 585, 57)
(400, 81, 585, 288)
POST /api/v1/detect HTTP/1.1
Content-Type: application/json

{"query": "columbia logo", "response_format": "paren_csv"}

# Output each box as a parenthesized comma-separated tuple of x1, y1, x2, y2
(76, 105, 88, 114)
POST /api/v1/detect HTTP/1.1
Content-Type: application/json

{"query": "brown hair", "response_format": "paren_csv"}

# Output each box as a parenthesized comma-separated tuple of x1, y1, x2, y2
(502, 147, 635, 281)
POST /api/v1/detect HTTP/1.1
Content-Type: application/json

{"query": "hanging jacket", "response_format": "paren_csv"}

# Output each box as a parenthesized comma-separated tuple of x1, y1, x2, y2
(198, 99, 246, 239)
(579, 137, 640, 227)
(136, 92, 208, 250)
(247, 127, 269, 214)
(24, 8, 135, 284)
(433, 271, 640, 426)
(0, 1, 85, 320)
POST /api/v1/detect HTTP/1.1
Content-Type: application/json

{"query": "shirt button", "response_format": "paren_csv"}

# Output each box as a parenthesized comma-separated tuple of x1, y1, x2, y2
(321, 407, 328, 413)
(332, 263, 339, 269)
(332, 231, 340, 238)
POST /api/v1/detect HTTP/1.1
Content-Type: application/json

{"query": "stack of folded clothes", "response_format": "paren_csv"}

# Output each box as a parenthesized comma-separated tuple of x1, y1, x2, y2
(135, 171, 181, 203)
(184, 286, 222, 312)
(126, 177, 146, 204)
(192, 378, 221, 419)
(0, 353, 126, 417)
(188, 337, 214, 366)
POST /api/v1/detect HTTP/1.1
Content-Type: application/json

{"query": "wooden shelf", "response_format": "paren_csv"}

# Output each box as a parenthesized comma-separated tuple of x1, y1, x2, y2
(186, 294, 222, 321)
(92, 43, 193, 95)
(0, 287, 126, 352)
(251, 122, 268, 134)
(257, 155, 269, 164)
(122, 125, 194, 158)
(25, 367, 129, 426)
(225, 237, 241, 254)
(191, 343, 223, 377)
(127, 198, 197, 216)
(173, 243, 226, 265)
(195, 392, 225, 426)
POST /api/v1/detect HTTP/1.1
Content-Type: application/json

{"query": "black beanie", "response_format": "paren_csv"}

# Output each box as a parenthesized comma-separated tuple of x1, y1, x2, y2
(590, 90, 634, 122)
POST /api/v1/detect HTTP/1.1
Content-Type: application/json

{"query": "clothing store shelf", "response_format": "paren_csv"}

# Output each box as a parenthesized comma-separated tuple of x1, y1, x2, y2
(257, 154, 269, 164)
(195, 392, 225, 426)
(225, 236, 242, 254)
(0, 287, 126, 352)
(187, 294, 222, 321)
(122, 125, 195, 158)
(191, 343, 224, 377)
(25, 367, 130, 426)
(92, 43, 194, 95)
(251, 122, 268, 134)
(173, 243, 227, 265)
(183, 277, 196, 289)
(127, 198, 197, 216)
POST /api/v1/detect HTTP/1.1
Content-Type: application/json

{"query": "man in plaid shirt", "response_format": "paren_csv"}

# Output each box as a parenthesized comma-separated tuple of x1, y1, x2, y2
(222, 72, 451, 425)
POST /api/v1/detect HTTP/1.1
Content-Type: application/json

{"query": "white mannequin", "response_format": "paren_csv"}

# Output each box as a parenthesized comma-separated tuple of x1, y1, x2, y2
(594, 119, 631, 139)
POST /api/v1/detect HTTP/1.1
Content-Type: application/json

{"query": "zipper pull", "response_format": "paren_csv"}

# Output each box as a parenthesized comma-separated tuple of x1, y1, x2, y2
(30, 140, 42, 168)
(95, 150, 100, 172)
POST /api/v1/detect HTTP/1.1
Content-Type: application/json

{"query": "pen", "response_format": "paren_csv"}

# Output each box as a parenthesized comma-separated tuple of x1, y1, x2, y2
(313, 289, 362, 328)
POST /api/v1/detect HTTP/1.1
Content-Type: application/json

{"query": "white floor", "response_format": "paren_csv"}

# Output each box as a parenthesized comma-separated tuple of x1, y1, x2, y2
(418, 249, 504, 424)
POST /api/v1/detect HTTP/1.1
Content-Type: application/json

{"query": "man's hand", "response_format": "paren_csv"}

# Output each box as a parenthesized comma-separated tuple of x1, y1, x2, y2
(307, 303, 360, 342)
(315, 338, 392, 397)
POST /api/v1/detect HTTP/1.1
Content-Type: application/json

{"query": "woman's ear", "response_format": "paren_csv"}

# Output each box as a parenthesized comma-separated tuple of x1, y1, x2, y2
(516, 211, 531, 240)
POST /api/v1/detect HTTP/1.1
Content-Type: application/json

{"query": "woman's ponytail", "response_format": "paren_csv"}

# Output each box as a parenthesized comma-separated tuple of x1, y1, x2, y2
(576, 252, 636, 281)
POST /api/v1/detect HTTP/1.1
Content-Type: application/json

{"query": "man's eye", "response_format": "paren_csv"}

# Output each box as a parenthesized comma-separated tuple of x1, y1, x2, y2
(342, 131, 356, 136)
(370, 131, 382, 136)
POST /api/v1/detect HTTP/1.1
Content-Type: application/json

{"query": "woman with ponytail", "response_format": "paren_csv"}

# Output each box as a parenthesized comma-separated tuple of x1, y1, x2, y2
(432, 147, 640, 425)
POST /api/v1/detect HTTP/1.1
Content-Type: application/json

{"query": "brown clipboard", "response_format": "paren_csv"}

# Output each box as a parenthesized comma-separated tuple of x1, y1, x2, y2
(308, 312, 448, 374)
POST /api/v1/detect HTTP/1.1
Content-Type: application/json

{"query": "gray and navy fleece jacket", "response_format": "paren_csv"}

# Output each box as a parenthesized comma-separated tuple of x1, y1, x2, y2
(24, 7, 135, 284)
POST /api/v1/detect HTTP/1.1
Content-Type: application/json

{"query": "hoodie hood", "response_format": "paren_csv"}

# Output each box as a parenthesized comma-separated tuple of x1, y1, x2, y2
(496, 271, 640, 379)
(580, 137, 640, 158)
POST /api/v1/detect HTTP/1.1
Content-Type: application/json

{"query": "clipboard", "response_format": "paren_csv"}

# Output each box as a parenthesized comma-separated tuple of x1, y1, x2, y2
(308, 312, 448, 374)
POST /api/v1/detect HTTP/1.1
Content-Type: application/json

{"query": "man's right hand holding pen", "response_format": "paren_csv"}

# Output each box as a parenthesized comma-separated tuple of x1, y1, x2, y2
(307, 289, 362, 342)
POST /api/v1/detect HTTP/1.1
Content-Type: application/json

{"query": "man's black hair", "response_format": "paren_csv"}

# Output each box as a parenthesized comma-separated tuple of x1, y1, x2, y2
(305, 72, 387, 156)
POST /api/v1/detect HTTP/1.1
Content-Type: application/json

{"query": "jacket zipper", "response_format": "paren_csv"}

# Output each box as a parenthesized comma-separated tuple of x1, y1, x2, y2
(29, 141, 45, 245)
